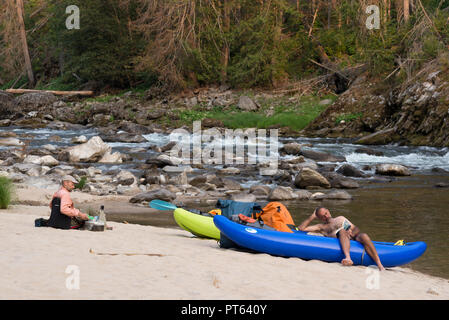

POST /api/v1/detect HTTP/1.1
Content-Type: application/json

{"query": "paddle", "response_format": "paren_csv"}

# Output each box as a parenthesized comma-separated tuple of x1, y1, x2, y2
(149, 199, 178, 211)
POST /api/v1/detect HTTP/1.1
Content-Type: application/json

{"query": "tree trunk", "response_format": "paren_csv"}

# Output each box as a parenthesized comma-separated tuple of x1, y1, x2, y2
(16, 0, 34, 86)
(221, 0, 231, 84)
(403, 0, 410, 23)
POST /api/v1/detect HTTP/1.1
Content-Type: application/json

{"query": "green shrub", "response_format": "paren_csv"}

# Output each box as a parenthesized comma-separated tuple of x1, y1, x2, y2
(0, 177, 14, 209)
(75, 177, 87, 190)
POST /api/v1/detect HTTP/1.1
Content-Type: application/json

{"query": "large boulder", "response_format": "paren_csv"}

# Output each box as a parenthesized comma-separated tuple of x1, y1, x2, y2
(0, 91, 16, 119)
(118, 121, 154, 135)
(294, 168, 331, 189)
(249, 185, 272, 197)
(146, 154, 183, 167)
(63, 136, 111, 162)
(101, 131, 146, 143)
(268, 186, 297, 201)
(52, 107, 79, 123)
(14, 92, 57, 113)
(281, 142, 302, 155)
(23, 155, 59, 167)
(129, 189, 176, 203)
(238, 96, 259, 111)
(322, 172, 360, 189)
(375, 164, 411, 176)
(112, 170, 137, 186)
(0, 137, 24, 146)
(336, 164, 367, 178)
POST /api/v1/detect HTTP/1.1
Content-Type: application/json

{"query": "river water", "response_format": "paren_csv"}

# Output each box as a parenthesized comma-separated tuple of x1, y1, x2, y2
(2, 126, 449, 279)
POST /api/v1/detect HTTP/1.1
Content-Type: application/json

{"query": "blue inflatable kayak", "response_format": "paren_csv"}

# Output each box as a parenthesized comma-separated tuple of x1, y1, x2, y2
(213, 215, 427, 268)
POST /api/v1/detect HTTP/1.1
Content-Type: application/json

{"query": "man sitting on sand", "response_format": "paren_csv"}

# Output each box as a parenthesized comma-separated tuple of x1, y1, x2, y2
(47, 175, 89, 229)
(298, 207, 385, 271)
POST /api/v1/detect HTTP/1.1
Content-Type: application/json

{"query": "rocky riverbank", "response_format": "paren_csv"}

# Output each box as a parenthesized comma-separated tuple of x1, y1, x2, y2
(0, 81, 445, 209)
(304, 53, 449, 148)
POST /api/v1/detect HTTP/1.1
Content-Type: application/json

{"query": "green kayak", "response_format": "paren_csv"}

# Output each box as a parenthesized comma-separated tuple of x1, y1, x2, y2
(173, 208, 220, 239)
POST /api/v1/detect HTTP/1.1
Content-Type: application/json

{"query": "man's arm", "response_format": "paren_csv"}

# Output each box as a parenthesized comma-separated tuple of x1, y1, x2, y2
(298, 210, 324, 233)
(60, 193, 88, 220)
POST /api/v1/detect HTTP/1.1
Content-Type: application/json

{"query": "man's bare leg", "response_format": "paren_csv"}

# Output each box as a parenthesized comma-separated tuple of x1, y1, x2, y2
(356, 233, 385, 271)
(337, 230, 353, 266)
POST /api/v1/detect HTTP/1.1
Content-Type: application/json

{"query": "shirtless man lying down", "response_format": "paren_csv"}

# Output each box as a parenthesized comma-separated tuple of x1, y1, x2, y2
(298, 207, 385, 271)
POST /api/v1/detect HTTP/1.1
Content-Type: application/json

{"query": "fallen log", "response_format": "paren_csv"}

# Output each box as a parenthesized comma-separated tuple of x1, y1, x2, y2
(5, 88, 94, 96)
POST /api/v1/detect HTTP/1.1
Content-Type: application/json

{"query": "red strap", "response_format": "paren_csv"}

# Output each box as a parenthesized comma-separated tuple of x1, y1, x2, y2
(239, 214, 256, 223)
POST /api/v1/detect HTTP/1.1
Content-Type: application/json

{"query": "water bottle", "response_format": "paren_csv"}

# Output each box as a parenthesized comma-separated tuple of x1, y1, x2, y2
(99, 205, 107, 228)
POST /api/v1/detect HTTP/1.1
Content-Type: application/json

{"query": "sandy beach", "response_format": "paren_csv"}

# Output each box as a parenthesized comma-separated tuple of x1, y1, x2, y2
(1, 186, 449, 300)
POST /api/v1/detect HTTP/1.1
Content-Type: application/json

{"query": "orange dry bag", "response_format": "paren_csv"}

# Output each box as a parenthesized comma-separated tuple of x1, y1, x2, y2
(254, 202, 296, 233)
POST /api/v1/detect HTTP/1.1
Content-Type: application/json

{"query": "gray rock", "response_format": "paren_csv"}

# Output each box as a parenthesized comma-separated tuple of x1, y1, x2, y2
(221, 178, 243, 190)
(294, 168, 331, 189)
(144, 168, 167, 185)
(323, 172, 360, 189)
(71, 135, 88, 144)
(281, 142, 302, 155)
(268, 186, 297, 201)
(299, 149, 346, 162)
(355, 128, 397, 145)
(294, 190, 312, 200)
(98, 151, 123, 163)
(218, 167, 240, 175)
(354, 148, 384, 156)
(249, 185, 271, 197)
(188, 175, 208, 187)
(0, 137, 24, 146)
(336, 164, 366, 178)
(113, 170, 137, 186)
(310, 192, 327, 200)
(146, 154, 182, 167)
(14, 92, 57, 112)
(238, 95, 258, 111)
(23, 155, 59, 167)
(325, 190, 353, 200)
(118, 121, 154, 135)
(129, 189, 176, 203)
(375, 164, 411, 176)
(231, 193, 257, 202)
(169, 171, 188, 186)
(63, 136, 111, 162)
(162, 165, 193, 173)
(101, 132, 146, 143)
